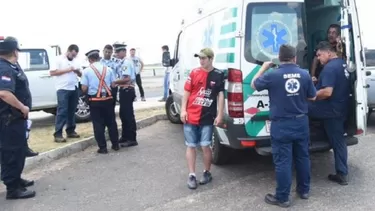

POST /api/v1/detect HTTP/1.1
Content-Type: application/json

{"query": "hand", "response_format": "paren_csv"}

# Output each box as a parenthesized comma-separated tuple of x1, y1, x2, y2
(180, 111, 187, 124)
(20, 105, 30, 118)
(312, 76, 317, 82)
(262, 61, 273, 69)
(214, 115, 223, 126)
(68, 67, 75, 72)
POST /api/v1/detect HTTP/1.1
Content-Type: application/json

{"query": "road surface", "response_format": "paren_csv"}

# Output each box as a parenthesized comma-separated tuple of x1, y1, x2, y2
(2, 119, 375, 210)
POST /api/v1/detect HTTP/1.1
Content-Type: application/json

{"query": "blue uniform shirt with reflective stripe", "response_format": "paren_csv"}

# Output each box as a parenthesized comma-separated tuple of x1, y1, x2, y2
(81, 62, 116, 96)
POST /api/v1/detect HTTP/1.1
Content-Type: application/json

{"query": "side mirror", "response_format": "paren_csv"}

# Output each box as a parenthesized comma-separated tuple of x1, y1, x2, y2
(162, 52, 171, 67)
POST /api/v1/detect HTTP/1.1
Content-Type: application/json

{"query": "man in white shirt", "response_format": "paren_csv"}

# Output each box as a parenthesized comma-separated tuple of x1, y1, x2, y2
(49, 45, 82, 143)
(129, 48, 145, 101)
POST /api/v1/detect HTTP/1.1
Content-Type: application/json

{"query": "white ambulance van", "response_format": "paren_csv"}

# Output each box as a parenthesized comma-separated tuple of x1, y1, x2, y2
(164, 0, 370, 165)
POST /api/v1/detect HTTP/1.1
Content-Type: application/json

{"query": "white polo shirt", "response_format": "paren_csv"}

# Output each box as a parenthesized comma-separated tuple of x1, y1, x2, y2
(54, 55, 80, 90)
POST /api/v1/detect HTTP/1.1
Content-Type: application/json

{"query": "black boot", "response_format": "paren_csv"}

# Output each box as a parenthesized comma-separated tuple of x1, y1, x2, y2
(6, 188, 36, 200)
(26, 147, 39, 157)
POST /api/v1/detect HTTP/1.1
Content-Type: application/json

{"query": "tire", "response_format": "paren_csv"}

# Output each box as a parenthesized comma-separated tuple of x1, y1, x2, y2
(165, 95, 182, 124)
(211, 128, 233, 165)
(75, 95, 91, 122)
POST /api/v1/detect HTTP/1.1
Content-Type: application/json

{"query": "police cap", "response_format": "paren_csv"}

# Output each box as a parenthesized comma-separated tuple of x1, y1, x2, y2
(113, 44, 127, 51)
(85, 49, 100, 57)
(0, 36, 21, 53)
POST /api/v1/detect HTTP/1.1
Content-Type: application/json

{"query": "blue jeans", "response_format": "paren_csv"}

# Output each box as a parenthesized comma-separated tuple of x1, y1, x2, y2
(183, 124, 213, 147)
(163, 72, 170, 100)
(54, 89, 79, 137)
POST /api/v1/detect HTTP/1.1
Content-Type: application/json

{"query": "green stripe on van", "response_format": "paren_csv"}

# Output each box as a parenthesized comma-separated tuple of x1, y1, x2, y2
(218, 38, 235, 48)
(220, 22, 236, 34)
(223, 8, 238, 20)
(215, 53, 235, 63)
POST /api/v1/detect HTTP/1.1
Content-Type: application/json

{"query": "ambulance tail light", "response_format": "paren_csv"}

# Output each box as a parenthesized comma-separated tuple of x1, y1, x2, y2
(227, 68, 244, 118)
(0, 36, 4, 40)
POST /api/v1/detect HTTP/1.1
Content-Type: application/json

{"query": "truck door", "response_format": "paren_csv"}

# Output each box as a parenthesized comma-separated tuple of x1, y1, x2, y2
(342, 0, 368, 135)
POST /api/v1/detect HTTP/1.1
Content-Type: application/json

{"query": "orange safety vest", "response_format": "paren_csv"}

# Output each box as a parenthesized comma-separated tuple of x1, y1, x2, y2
(89, 64, 113, 101)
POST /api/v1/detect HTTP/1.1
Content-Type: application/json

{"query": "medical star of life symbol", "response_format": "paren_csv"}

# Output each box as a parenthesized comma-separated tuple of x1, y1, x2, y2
(262, 24, 287, 53)
(285, 78, 300, 94)
(203, 20, 214, 47)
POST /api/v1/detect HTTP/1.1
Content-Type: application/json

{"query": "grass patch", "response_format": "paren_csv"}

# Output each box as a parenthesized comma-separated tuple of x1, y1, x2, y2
(29, 107, 165, 153)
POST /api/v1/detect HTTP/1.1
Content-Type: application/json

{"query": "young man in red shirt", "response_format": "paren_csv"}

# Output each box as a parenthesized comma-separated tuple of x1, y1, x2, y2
(181, 48, 225, 189)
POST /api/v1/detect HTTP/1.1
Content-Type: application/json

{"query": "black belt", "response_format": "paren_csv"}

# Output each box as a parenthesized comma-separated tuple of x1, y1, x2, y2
(272, 114, 306, 121)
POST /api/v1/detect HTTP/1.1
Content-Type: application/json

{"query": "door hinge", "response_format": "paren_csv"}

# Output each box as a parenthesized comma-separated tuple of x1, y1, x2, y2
(235, 30, 244, 38)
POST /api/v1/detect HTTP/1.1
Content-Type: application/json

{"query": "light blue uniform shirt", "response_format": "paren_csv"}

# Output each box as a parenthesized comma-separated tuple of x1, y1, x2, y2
(81, 62, 116, 95)
(130, 56, 142, 75)
(119, 58, 136, 84)
(100, 58, 118, 74)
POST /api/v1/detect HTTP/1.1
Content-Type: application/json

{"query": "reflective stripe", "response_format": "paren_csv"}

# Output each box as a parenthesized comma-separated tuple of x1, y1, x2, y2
(90, 64, 112, 101)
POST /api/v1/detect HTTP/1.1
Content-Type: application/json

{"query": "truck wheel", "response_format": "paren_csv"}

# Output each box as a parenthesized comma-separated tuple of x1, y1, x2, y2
(75, 95, 91, 122)
(211, 128, 232, 165)
(165, 95, 182, 124)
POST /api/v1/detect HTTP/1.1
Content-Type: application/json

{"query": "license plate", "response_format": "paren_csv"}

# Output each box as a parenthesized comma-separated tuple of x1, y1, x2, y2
(265, 120, 271, 133)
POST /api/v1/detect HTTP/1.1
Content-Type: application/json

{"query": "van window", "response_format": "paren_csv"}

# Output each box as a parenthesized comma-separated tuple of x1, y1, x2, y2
(244, 3, 306, 66)
(18, 49, 50, 71)
(365, 50, 375, 67)
(356, 2, 375, 67)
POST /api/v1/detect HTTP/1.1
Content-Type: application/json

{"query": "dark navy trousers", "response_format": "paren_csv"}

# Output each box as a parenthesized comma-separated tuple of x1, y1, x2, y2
(119, 88, 137, 142)
(0, 118, 27, 191)
(270, 115, 310, 202)
(309, 102, 348, 176)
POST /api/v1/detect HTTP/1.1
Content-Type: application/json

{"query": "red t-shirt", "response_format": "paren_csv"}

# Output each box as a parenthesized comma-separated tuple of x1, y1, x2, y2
(184, 67, 225, 125)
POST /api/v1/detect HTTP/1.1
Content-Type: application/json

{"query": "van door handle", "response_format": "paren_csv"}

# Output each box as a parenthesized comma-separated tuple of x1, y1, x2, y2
(39, 74, 51, 78)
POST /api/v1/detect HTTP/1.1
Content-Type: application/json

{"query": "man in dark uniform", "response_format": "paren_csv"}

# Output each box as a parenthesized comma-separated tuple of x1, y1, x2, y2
(309, 41, 350, 185)
(0, 36, 36, 199)
(251, 44, 317, 208)
(81, 50, 119, 154)
(113, 44, 138, 147)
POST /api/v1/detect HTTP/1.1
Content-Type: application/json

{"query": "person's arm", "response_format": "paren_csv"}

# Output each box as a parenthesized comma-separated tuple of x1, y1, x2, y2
(0, 69, 28, 112)
(316, 66, 336, 100)
(251, 62, 272, 91)
(113, 62, 131, 85)
(80, 69, 89, 94)
(49, 57, 74, 76)
(306, 74, 317, 101)
(310, 56, 319, 78)
(181, 71, 194, 123)
(109, 67, 117, 88)
(139, 58, 144, 72)
(215, 73, 225, 125)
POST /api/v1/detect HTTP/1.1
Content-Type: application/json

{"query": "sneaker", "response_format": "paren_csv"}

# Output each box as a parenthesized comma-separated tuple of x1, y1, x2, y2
(199, 171, 213, 185)
(141, 97, 146, 101)
(158, 98, 166, 102)
(54, 136, 66, 143)
(67, 132, 80, 138)
(264, 194, 291, 208)
(187, 175, 198, 189)
(328, 174, 348, 185)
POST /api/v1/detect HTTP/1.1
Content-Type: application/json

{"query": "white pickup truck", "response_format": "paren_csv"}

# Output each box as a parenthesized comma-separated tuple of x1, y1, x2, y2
(19, 45, 91, 122)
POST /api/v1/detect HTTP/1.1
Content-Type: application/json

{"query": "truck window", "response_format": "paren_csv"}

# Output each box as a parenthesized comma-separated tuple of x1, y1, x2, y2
(244, 3, 306, 66)
(18, 49, 50, 71)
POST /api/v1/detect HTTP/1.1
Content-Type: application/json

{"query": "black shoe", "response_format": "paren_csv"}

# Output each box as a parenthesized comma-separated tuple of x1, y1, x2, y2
(111, 144, 120, 151)
(297, 192, 309, 199)
(199, 171, 213, 185)
(20, 179, 34, 188)
(6, 188, 36, 200)
(328, 174, 348, 185)
(67, 132, 80, 138)
(54, 136, 66, 143)
(26, 148, 39, 157)
(187, 175, 198, 190)
(120, 141, 138, 147)
(97, 148, 108, 154)
(264, 194, 291, 208)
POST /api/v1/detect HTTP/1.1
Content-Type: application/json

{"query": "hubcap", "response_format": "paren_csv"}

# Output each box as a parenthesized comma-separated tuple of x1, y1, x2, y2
(76, 97, 90, 118)
(169, 102, 178, 117)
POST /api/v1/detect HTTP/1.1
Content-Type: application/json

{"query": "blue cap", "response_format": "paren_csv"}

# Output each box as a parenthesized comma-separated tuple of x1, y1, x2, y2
(113, 44, 127, 51)
(0, 36, 20, 53)
(85, 49, 100, 57)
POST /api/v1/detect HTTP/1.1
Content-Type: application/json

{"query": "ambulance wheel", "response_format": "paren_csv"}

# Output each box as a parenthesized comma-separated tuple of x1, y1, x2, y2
(211, 128, 232, 165)
(166, 95, 182, 124)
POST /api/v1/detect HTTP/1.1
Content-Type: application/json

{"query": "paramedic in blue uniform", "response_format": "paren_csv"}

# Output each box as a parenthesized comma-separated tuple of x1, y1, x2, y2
(81, 50, 120, 154)
(251, 44, 317, 208)
(101, 44, 119, 107)
(112, 44, 138, 147)
(0, 36, 36, 199)
(309, 41, 350, 185)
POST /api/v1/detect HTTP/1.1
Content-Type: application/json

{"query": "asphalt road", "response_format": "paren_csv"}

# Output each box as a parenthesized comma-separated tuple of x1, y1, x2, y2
(2, 119, 375, 211)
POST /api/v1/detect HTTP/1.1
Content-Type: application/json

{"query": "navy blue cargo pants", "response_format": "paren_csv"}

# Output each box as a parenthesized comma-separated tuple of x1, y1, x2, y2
(309, 102, 348, 176)
(270, 115, 310, 202)
(0, 118, 27, 191)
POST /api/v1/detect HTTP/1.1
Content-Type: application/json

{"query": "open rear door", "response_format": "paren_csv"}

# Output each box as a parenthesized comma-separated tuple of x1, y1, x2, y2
(342, 0, 368, 135)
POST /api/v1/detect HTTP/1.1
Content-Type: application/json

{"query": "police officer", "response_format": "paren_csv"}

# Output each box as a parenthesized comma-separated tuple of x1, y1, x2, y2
(112, 44, 138, 147)
(251, 44, 317, 208)
(101, 44, 119, 107)
(81, 50, 120, 154)
(309, 41, 350, 185)
(0, 36, 36, 199)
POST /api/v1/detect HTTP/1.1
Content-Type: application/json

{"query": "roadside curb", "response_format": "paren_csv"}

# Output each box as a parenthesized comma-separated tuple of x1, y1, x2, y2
(24, 114, 168, 172)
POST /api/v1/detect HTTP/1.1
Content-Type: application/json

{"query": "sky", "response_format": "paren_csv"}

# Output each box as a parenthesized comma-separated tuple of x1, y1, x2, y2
(0, 0, 374, 64)
(0, 0, 204, 64)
